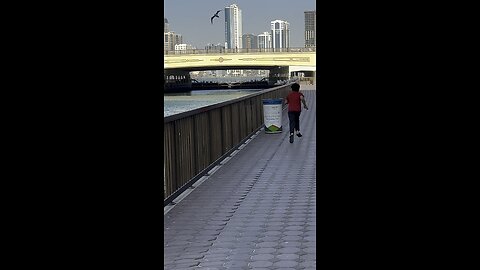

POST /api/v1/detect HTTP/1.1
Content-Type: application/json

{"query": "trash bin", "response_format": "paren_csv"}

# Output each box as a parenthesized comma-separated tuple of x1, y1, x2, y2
(262, 98, 283, 134)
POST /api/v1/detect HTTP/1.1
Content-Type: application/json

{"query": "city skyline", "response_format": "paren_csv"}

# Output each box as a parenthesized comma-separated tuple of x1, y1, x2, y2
(164, 0, 315, 48)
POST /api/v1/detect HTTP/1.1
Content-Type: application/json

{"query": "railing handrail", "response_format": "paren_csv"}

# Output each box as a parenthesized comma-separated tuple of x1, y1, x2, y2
(164, 83, 295, 123)
(164, 47, 316, 55)
(164, 83, 293, 204)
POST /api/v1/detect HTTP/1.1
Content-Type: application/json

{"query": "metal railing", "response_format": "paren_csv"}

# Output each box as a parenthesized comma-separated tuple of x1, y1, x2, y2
(164, 47, 316, 55)
(164, 83, 294, 205)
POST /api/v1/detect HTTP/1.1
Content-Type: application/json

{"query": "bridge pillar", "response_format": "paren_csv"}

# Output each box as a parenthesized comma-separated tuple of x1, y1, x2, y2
(268, 66, 289, 85)
(302, 71, 315, 85)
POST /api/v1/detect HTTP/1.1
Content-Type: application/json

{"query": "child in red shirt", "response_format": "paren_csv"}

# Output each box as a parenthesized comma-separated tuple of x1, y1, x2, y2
(285, 83, 308, 143)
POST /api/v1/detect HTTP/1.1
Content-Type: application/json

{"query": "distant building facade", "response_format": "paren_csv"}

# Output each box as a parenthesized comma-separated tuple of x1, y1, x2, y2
(271, 20, 290, 49)
(225, 4, 243, 49)
(205, 43, 225, 52)
(164, 18, 183, 51)
(164, 31, 183, 51)
(174, 44, 195, 51)
(304, 11, 316, 47)
(242, 34, 258, 49)
(257, 32, 272, 49)
(164, 18, 169, 32)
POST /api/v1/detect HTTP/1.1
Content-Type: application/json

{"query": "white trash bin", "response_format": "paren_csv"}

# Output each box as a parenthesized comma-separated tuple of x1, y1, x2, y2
(262, 98, 283, 134)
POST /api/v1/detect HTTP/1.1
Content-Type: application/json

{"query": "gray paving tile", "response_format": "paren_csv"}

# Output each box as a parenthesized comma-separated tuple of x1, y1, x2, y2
(164, 247, 185, 254)
(278, 247, 301, 254)
(171, 235, 195, 241)
(282, 235, 302, 241)
(300, 261, 317, 268)
(264, 230, 282, 236)
(285, 221, 305, 226)
(252, 247, 277, 254)
(257, 236, 281, 242)
(222, 261, 249, 268)
(301, 241, 316, 248)
(302, 247, 316, 254)
(273, 260, 299, 268)
(248, 261, 273, 267)
(251, 254, 275, 261)
(198, 261, 226, 268)
(284, 230, 303, 236)
(303, 233, 316, 239)
(235, 236, 259, 242)
(303, 230, 316, 236)
(264, 225, 284, 231)
(227, 253, 253, 261)
(264, 221, 284, 226)
(173, 258, 198, 264)
(168, 262, 200, 268)
(175, 253, 205, 260)
(280, 241, 302, 247)
(183, 247, 209, 253)
(206, 247, 232, 253)
(255, 241, 278, 248)
(300, 253, 316, 261)
(211, 242, 238, 248)
(202, 255, 229, 262)
(284, 225, 304, 231)
(276, 253, 300, 260)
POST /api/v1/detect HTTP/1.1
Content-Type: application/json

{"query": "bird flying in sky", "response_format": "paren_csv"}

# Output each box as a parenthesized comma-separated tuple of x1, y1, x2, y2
(211, 10, 222, 24)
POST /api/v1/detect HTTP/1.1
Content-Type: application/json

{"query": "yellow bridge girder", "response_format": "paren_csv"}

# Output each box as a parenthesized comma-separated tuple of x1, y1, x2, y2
(164, 52, 316, 70)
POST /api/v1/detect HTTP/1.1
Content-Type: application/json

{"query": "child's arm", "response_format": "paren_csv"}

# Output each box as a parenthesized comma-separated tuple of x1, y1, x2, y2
(301, 96, 308, 110)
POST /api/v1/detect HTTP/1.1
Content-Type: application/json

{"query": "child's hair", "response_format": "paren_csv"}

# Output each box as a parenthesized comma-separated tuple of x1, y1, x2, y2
(291, 83, 300, 92)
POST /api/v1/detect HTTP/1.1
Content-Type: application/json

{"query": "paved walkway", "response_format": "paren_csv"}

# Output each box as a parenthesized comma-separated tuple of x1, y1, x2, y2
(164, 88, 316, 270)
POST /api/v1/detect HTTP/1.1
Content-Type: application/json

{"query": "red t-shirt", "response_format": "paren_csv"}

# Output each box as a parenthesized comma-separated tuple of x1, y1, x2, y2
(286, 91, 304, 112)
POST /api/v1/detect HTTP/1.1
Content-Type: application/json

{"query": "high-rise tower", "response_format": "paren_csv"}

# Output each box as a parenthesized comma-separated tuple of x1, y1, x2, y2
(225, 4, 243, 49)
(304, 11, 316, 47)
(163, 18, 182, 51)
(258, 32, 272, 49)
(271, 20, 290, 50)
(164, 32, 182, 51)
(242, 34, 257, 49)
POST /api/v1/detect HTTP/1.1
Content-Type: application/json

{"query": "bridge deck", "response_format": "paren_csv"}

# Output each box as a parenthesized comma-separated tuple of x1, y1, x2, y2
(164, 88, 317, 270)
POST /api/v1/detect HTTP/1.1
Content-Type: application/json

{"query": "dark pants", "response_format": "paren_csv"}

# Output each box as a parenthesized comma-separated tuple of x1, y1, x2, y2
(288, 111, 301, 134)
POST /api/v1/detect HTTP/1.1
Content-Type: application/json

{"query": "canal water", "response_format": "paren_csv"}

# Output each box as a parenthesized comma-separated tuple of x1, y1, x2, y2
(164, 89, 263, 117)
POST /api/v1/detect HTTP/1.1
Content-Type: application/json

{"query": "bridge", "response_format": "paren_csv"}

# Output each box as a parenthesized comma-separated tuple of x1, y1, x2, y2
(164, 48, 316, 89)
(164, 83, 316, 269)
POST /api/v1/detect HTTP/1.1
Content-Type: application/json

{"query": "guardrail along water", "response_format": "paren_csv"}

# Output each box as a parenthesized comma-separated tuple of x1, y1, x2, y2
(164, 83, 293, 204)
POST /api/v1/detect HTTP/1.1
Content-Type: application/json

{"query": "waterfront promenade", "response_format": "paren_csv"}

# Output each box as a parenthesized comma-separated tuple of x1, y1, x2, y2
(164, 87, 316, 269)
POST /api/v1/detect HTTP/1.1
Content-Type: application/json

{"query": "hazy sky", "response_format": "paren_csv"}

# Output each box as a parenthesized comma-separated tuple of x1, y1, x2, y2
(164, 0, 316, 49)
